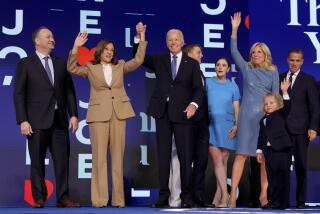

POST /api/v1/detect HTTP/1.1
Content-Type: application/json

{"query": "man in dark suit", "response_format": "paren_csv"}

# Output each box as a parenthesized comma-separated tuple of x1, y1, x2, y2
(134, 24, 204, 208)
(13, 27, 79, 208)
(279, 48, 320, 209)
(184, 44, 209, 206)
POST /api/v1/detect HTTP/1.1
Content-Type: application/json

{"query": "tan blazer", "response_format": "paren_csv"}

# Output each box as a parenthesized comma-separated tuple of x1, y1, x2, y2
(67, 41, 147, 123)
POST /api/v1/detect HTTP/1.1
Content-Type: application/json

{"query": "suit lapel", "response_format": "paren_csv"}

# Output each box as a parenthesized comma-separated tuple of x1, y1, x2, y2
(266, 113, 274, 127)
(31, 54, 53, 87)
(51, 56, 59, 88)
(165, 53, 172, 79)
(110, 64, 119, 87)
(96, 64, 110, 87)
(175, 54, 188, 80)
(290, 71, 303, 96)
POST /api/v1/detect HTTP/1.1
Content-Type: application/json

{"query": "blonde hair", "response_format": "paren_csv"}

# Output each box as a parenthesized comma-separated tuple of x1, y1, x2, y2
(249, 42, 277, 71)
(263, 93, 284, 112)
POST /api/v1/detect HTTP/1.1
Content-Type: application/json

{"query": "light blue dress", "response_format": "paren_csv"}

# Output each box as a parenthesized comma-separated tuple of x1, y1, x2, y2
(207, 77, 241, 151)
(231, 38, 279, 156)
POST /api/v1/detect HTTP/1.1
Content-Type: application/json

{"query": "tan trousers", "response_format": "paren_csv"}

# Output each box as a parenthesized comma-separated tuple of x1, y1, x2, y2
(89, 111, 126, 207)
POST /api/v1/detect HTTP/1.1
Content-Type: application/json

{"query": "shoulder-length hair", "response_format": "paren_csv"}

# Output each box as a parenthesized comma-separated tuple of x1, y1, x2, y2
(249, 42, 277, 71)
(91, 39, 118, 65)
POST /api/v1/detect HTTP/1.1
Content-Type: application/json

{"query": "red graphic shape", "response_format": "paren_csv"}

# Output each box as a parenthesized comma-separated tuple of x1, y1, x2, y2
(24, 179, 54, 205)
(245, 15, 250, 30)
(78, 47, 95, 66)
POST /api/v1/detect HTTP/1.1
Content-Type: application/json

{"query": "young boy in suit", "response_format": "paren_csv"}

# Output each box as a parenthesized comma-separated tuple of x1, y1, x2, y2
(256, 79, 292, 209)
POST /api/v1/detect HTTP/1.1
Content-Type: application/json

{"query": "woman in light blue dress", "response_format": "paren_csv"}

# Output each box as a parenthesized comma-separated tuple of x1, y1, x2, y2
(207, 57, 240, 207)
(228, 12, 279, 208)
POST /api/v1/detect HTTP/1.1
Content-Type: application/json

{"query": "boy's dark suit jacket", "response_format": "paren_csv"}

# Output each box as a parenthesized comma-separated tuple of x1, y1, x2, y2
(257, 100, 292, 151)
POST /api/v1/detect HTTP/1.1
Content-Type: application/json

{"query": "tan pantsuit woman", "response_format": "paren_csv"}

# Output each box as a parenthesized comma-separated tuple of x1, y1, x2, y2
(67, 23, 147, 208)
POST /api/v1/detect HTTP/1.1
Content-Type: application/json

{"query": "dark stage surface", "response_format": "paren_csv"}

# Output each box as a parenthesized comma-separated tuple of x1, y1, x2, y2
(1, 207, 320, 214)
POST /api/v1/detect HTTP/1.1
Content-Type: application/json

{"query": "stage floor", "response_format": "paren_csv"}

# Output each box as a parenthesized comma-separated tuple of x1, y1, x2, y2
(1, 207, 320, 214)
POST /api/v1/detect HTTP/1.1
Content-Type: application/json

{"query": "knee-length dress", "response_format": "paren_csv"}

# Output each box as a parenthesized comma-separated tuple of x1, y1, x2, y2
(207, 77, 241, 151)
(230, 38, 279, 156)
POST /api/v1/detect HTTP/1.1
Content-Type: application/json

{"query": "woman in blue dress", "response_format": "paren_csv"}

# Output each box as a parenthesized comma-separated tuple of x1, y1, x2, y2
(228, 12, 279, 207)
(207, 57, 240, 207)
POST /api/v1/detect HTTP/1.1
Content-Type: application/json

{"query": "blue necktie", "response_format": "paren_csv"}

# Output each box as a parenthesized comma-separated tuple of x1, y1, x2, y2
(44, 56, 53, 85)
(171, 55, 177, 80)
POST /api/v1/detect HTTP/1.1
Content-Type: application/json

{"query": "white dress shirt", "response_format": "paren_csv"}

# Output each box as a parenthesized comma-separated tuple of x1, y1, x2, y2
(35, 51, 57, 109)
(286, 69, 300, 88)
(36, 51, 54, 84)
(170, 52, 182, 75)
(102, 63, 112, 86)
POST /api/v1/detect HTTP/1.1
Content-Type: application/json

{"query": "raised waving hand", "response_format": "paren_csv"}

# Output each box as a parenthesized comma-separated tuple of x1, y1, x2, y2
(231, 12, 241, 38)
(72, 32, 88, 54)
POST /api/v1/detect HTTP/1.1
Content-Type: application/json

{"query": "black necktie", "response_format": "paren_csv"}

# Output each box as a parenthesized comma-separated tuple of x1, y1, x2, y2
(287, 72, 294, 94)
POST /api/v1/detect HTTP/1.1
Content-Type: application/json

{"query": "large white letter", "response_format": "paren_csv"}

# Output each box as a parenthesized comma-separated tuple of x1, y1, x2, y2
(304, 32, 320, 63)
(140, 112, 156, 132)
(286, 0, 301, 26)
(200, 0, 226, 15)
(200, 63, 215, 78)
(79, 100, 88, 109)
(204, 24, 224, 48)
(76, 119, 91, 145)
(80, 10, 101, 34)
(0, 46, 27, 59)
(125, 28, 132, 47)
(78, 154, 92, 179)
(2, 10, 23, 35)
(308, 0, 320, 26)
(140, 145, 150, 165)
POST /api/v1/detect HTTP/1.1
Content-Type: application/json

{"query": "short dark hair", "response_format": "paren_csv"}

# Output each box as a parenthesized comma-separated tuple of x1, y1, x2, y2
(288, 48, 304, 59)
(183, 44, 202, 54)
(215, 57, 230, 68)
(92, 39, 118, 65)
(32, 26, 49, 44)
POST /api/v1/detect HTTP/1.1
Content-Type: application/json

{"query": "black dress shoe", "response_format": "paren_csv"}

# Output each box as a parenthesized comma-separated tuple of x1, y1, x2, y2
(249, 201, 261, 208)
(56, 199, 80, 208)
(193, 197, 208, 207)
(206, 204, 216, 208)
(261, 202, 286, 210)
(32, 199, 45, 208)
(181, 200, 193, 208)
(261, 202, 273, 209)
(297, 203, 306, 209)
(151, 199, 168, 208)
(274, 205, 287, 210)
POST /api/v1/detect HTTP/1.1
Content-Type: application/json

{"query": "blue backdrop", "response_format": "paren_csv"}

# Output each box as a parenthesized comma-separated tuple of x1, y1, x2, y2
(0, 0, 318, 207)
